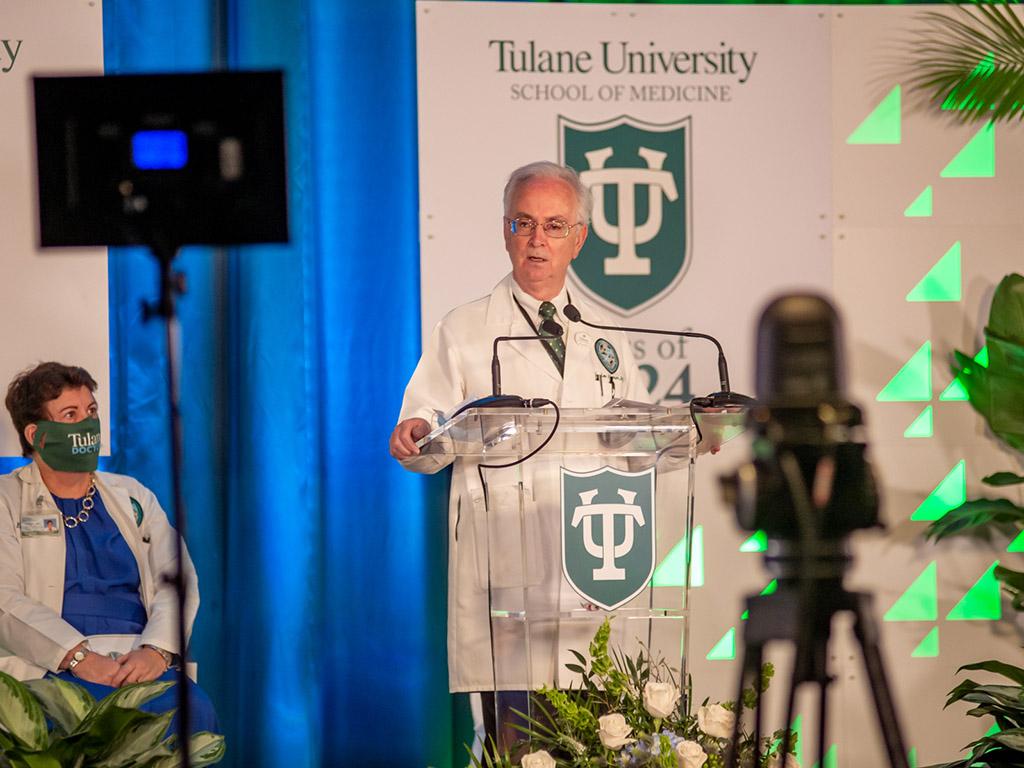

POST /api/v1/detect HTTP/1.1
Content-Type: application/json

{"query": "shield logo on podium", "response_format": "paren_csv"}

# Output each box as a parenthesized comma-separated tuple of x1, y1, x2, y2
(559, 114, 691, 316)
(561, 466, 656, 611)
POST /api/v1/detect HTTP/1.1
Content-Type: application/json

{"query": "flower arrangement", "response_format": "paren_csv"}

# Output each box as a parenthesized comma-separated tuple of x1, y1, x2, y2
(472, 619, 796, 768)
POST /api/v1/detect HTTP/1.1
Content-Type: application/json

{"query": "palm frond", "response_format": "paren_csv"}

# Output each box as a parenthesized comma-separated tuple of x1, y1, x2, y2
(907, 0, 1024, 123)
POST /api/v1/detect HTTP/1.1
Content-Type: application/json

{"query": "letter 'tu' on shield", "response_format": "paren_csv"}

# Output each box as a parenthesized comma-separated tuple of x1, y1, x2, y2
(559, 114, 691, 317)
(561, 465, 656, 611)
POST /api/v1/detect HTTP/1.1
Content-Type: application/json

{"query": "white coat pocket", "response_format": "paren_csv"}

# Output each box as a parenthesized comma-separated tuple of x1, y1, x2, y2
(470, 485, 546, 590)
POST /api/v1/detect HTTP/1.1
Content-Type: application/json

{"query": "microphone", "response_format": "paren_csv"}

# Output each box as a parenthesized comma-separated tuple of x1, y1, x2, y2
(492, 318, 563, 395)
(449, 319, 564, 418)
(563, 304, 753, 407)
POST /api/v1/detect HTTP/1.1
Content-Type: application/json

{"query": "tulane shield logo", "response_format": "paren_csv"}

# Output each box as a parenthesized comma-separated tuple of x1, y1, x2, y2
(561, 466, 656, 611)
(559, 114, 691, 316)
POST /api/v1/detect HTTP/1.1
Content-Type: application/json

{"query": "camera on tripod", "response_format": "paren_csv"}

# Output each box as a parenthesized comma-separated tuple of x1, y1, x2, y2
(718, 294, 909, 768)
(720, 295, 880, 579)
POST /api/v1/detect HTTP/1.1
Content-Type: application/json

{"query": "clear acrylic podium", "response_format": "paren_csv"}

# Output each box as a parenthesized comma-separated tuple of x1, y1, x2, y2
(418, 404, 710, 744)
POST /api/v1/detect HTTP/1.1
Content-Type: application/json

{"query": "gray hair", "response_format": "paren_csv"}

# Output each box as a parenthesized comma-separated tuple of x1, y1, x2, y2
(503, 161, 593, 225)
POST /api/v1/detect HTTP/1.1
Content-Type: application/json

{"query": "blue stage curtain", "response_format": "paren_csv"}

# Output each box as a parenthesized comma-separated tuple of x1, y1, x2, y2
(100, 1, 449, 766)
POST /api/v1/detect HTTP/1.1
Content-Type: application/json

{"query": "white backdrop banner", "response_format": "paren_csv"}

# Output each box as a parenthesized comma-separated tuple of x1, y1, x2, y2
(418, 3, 1024, 766)
(0, 0, 107, 457)
(417, 1, 832, 408)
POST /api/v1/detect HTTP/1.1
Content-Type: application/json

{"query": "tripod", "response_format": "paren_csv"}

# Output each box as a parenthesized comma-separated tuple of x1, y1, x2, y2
(724, 551, 910, 768)
(141, 236, 192, 768)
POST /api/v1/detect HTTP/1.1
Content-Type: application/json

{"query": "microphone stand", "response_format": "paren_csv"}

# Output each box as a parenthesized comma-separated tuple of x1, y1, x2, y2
(449, 320, 564, 418)
(141, 233, 192, 768)
(564, 304, 734, 394)
(562, 305, 754, 441)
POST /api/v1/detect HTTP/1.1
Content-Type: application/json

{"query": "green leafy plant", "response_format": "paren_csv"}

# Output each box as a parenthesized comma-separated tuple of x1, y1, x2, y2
(906, 0, 1024, 123)
(913, 274, 1024, 768)
(0, 671, 224, 767)
(926, 660, 1024, 768)
(926, 274, 1024, 572)
(470, 619, 795, 768)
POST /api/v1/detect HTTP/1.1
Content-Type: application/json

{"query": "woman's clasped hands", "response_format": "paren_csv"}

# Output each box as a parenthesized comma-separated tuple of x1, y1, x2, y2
(66, 644, 168, 687)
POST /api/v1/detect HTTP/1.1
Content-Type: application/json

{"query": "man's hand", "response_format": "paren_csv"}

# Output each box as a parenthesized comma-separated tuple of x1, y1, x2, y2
(110, 647, 167, 687)
(67, 651, 121, 686)
(389, 417, 431, 460)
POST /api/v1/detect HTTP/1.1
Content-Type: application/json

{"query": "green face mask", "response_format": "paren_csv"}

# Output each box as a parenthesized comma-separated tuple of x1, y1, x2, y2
(32, 417, 101, 473)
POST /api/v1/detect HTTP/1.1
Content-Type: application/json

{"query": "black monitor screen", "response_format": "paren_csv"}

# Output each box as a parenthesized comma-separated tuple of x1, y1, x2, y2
(34, 71, 288, 248)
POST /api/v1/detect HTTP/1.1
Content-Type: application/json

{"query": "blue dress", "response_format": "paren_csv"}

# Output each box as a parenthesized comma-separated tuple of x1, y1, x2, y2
(50, 490, 218, 735)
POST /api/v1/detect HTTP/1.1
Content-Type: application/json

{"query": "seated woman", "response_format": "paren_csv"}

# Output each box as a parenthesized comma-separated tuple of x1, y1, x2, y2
(0, 362, 217, 733)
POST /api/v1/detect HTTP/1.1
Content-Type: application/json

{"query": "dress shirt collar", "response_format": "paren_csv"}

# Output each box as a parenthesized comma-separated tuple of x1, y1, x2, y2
(510, 279, 569, 323)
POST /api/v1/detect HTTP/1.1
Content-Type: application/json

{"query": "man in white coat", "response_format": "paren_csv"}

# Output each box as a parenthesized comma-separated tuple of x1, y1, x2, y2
(390, 161, 646, 745)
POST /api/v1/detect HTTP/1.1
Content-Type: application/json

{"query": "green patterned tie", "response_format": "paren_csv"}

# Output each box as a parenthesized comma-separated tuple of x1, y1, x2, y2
(539, 301, 565, 377)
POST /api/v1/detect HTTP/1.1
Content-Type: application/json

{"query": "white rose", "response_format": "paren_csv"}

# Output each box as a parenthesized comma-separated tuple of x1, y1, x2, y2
(675, 740, 708, 768)
(520, 750, 556, 768)
(696, 703, 735, 740)
(597, 712, 635, 749)
(643, 681, 681, 719)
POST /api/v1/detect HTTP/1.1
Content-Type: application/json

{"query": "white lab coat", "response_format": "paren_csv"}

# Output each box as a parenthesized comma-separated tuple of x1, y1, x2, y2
(398, 273, 644, 692)
(0, 462, 198, 680)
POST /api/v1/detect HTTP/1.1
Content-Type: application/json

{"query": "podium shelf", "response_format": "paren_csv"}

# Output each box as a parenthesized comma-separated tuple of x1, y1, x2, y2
(417, 406, 696, 459)
(491, 607, 688, 622)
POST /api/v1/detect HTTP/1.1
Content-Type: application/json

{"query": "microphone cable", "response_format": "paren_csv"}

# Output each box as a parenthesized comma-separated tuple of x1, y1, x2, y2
(476, 398, 561, 508)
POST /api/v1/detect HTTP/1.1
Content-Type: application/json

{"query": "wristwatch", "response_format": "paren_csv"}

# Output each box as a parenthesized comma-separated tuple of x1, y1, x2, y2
(143, 644, 176, 669)
(67, 644, 89, 670)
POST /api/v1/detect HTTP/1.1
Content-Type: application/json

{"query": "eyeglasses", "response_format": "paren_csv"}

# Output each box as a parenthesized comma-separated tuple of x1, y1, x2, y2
(505, 216, 580, 239)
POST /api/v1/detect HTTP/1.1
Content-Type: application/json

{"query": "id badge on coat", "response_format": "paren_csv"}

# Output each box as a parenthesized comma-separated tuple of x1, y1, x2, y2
(21, 514, 61, 537)
(593, 337, 624, 398)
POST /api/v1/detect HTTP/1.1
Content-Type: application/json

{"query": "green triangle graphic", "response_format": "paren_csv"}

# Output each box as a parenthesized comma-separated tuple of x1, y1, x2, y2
(906, 242, 961, 302)
(706, 627, 736, 661)
(985, 722, 1001, 736)
(912, 460, 966, 521)
(940, 347, 988, 401)
(940, 377, 969, 402)
(848, 85, 901, 145)
(1008, 530, 1024, 553)
(745, 579, 778, 620)
(877, 341, 931, 402)
(793, 715, 804, 768)
(904, 186, 933, 217)
(740, 530, 768, 553)
(941, 121, 995, 178)
(942, 52, 995, 111)
(773, 715, 804, 767)
(976, 51, 996, 77)
(911, 626, 939, 657)
(884, 561, 938, 622)
(690, 526, 704, 586)
(904, 406, 934, 438)
(651, 525, 703, 588)
(947, 560, 1002, 621)
(812, 744, 838, 768)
